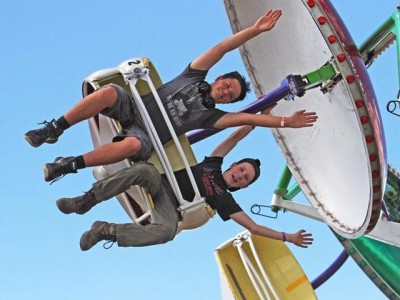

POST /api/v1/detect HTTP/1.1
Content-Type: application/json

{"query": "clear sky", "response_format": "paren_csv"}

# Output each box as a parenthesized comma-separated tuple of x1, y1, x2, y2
(1, 1, 399, 299)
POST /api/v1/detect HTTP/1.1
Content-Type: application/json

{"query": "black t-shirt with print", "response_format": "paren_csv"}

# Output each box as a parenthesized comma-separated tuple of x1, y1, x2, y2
(172, 156, 243, 221)
(143, 64, 227, 144)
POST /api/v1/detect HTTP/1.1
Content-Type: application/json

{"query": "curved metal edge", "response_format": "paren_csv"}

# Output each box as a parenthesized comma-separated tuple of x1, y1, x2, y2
(317, 0, 387, 234)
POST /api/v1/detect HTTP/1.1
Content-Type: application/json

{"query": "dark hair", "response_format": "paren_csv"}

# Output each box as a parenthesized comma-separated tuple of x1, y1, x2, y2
(221, 71, 251, 103)
(227, 158, 261, 192)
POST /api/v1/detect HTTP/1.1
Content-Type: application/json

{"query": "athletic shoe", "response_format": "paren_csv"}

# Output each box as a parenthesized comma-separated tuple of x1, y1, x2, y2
(44, 156, 77, 183)
(24, 119, 63, 147)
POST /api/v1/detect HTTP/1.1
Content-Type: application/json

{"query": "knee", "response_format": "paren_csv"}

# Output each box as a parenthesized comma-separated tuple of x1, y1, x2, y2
(156, 225, 177, 244)
(97, 85, 118, 106)
(120, 137, 142, 155)
(137, 164, 161, 190)
(134, 163, 159, 179)
(125, 162, 161, 195)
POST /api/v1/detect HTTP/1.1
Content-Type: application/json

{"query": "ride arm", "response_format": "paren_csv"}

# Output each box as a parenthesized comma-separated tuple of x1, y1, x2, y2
(191, 10, 282, 71)
(230, 211, 313, 248)
(358, 12, 397, 68)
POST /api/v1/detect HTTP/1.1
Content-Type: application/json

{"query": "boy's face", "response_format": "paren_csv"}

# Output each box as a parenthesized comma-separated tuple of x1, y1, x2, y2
(222, 162, 256, 190)
(210, 77, 241, 104)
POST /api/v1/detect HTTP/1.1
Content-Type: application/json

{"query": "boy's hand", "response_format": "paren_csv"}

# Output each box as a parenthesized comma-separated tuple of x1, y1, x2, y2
(254, 10, 282, 33)
(286, 110, 318, 128)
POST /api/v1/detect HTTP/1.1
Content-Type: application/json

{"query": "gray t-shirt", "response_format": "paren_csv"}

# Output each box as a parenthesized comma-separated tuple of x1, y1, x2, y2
(143, 64, 227, 144)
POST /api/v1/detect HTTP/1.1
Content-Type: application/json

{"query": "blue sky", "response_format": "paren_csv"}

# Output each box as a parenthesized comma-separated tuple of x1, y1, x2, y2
(1, 1, 399, 299)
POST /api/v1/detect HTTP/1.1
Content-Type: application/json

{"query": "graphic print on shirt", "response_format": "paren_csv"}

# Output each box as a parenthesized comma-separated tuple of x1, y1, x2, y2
(202, 167, 225, 196)
(165, 83, 207, 128)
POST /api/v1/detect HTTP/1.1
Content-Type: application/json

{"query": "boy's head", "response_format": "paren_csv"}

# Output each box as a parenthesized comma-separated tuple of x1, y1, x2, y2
(210, 71, 251, 104)
(222, 158, 261, 192)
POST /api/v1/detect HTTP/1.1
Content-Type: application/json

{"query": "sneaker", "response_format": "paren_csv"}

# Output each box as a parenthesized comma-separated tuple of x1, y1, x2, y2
(80, 221, 117, 251)
(24, 119, 64, 148)
(44, 156, 78, 183)
(56, 189, 98, 215)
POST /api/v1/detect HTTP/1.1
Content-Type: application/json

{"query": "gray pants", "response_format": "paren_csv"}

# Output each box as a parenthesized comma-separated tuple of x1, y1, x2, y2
(91, 162, 180, 247)
(99, 84, 153, 161)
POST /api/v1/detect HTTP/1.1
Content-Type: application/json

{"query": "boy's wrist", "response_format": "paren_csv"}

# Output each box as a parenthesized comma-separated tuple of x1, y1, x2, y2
(284, 116, 292, 128)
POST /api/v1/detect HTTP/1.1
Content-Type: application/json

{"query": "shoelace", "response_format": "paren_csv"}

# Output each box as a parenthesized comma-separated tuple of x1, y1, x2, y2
(38, 120, 51, 126)
(101, 228, 117, 249)
(48, 158, 77, 185)
(76, 191, 97, 214)
(50, 174, 67, 185)
(50, 170, 78, 184)
(103, 240, 115, 249)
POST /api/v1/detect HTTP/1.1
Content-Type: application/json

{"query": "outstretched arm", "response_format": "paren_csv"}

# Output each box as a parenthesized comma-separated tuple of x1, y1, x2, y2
(191, 10, 282, 71)
(210, 125, 254, 158)
(213, 109, 318, 129)
(230, 211, 313, 248)
(210, 104, 278, 157)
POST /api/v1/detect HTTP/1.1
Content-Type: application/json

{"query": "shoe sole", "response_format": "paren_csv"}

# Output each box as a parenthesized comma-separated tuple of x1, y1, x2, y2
(24, 135, 40, 148)
(24, 135, 58, 147)
(43, 164, 53, 182)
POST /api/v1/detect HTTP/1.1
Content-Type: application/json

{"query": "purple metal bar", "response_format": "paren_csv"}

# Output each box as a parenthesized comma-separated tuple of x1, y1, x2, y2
(311, 249, 349, 289)
(187, 78, 292, 144)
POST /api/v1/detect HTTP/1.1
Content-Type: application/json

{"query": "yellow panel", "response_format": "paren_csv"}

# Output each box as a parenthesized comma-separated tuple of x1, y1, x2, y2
(215, 234, 317, 300)
(148, 135, 197, 173)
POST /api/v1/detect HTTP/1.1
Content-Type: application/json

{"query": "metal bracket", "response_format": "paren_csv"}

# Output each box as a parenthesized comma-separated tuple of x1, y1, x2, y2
(250, 204, 279, 219)
(302, 58, 341, 94)
(283, 58, 341, 101)
(387, 100, 400, 117)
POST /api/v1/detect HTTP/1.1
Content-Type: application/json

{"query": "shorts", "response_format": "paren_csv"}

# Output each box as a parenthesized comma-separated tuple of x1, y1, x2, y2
(99, 83, 153, 161)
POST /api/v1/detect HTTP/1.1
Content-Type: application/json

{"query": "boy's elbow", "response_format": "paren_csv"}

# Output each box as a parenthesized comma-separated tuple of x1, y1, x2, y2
(248, 224, 261, 235)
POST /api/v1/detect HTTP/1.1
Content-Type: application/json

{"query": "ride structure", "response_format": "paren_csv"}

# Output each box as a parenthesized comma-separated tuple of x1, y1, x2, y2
(223, 0, 386, 240)
(211, 0, 400, 299)
(81, 0, 400, 299)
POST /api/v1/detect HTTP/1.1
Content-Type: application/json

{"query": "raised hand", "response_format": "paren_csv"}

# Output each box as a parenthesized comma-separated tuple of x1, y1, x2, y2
(254, 10, 283, 33)
(288, 229, 313, 248)
(287, 110, 318, 128)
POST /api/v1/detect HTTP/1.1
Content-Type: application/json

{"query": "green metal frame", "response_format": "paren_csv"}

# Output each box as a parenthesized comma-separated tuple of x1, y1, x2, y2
(358, 9, 400, 93)
(302, 62, 338, 90)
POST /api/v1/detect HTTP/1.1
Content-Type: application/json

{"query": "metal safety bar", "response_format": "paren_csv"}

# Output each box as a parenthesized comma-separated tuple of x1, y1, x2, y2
(233, 232, 279, 300)
(118, 60, 203, 208)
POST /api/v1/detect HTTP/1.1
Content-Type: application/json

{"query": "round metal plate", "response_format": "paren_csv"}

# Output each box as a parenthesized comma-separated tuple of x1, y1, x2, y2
(224, 0, 386, 238)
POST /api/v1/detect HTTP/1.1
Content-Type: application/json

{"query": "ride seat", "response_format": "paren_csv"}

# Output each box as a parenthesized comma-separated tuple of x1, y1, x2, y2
(82, 57, 215, 233)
